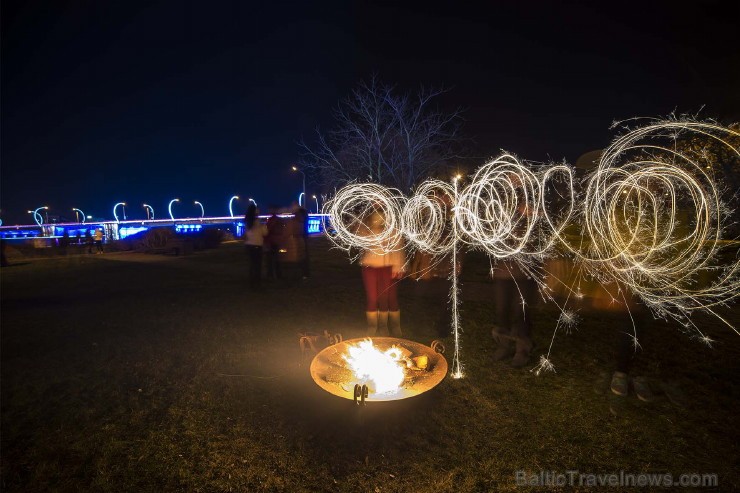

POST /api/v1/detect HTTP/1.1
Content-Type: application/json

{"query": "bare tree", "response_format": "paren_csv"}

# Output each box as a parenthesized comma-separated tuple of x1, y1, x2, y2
(299, 77, 464, 192)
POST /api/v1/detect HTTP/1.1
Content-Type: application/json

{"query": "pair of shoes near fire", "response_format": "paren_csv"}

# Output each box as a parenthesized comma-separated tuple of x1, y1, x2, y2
(365, 310, 402, 337)
(491, 334, 533, 368)
(610, 372, 655, 402)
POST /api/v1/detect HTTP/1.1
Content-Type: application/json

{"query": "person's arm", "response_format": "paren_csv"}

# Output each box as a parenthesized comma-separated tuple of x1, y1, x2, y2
(391, 244, 406, 279)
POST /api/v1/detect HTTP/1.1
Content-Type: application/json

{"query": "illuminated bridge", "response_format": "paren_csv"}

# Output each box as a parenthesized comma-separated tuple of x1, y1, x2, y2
(0, 214, 329, 242)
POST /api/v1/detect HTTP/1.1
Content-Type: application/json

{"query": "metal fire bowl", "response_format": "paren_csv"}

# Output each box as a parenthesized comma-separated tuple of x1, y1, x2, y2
(310, 337, 448, 402)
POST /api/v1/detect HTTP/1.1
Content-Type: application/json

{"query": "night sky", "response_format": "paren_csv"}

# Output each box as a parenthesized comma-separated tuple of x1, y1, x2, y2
(2, 1, 738, 225)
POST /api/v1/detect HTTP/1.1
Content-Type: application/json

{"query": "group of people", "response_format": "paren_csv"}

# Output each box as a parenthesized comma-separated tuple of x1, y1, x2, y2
(56, 228, 105, 254)
(352, 199, 645, 391)
(243, 201, 310, 289)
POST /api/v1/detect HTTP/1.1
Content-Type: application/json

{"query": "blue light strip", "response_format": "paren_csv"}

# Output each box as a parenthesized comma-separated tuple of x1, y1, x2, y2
(0, 214, 330, 239)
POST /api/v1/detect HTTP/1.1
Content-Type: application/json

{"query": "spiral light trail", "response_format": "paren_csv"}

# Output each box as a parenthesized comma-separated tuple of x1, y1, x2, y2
(326, 117, 740, 376)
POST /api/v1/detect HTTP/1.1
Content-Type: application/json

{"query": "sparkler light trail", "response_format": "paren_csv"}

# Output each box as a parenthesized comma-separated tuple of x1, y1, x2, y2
(327, 117, 740, 376)
(455, 155, 574, 259)
(324, 183, 406, 256)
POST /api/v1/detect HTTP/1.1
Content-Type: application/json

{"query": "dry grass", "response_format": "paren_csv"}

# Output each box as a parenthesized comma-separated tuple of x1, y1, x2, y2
(2, 238, 738, 492)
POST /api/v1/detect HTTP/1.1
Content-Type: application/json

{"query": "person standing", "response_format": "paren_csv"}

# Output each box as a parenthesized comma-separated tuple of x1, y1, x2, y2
(60, 230, 70, 256)
(491, 180, 537, 368)
(244, 204, 268, 289)
(85, 229, 93, 254)
(360, 209, 405, 336)
(93, 228, 104, 254)
(291, 200, 310, 279)
(491, 261, 536, 367)
(264, 206, 284, 279)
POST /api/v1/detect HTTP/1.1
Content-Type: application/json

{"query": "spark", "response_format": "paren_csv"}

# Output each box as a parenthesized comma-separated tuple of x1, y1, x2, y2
(326, 117, 740, 376)
(531, 355, 556, 376)
(557, 310, 580, 333)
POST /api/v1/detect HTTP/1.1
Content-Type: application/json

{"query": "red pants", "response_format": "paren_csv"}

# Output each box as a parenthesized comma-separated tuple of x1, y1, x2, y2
(362, 266, 399, 312)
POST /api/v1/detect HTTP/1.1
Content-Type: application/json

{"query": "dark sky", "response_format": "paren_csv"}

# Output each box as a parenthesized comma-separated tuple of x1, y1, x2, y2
(2, 1, 739, 224)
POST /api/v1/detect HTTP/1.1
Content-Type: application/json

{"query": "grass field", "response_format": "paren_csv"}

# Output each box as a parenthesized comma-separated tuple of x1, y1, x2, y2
(2, 238, 738, 492)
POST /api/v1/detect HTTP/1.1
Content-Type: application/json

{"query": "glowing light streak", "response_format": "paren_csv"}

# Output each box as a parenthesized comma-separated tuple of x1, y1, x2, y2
(194, 201, 204, 218)
(451, 175, 463, 379)
(327, 117, 740, 375)
(248, 198, 257, 207)
(298, 192, 305, 208)
(113, 202, 126, 223)
(168, 199, 180, 220)
(324, 183, 405, 256)
(229, 195, 239, 218)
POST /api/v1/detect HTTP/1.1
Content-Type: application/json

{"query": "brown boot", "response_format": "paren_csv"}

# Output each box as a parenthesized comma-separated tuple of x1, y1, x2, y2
(377, 311, 389, 336)
(388, 310, 402, 337)
(492, 339, 514, 361)
(510, 338, 533, 368)
(366, 311, 378, 336)
(492, 325, 514, 361)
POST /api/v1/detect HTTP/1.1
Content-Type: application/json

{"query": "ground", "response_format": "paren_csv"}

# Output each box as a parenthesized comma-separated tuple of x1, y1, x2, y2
(1, 239, 738, 492)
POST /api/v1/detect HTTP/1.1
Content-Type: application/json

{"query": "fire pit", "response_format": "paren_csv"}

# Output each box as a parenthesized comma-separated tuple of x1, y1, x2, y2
(310, 337, 448, 403)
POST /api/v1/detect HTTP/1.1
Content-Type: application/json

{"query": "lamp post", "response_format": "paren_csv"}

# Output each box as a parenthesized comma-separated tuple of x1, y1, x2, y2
(72, 208, 86, 224)
(298, 192, 305, 208)
(229, 195, 240, 218)
(194, 201, 204, 218)
(143, 204, 154, 220)
(29, 207, 47, 226)
(168, 199, 180, 221)
(292, 166, 306, 208)
(113, 202, 126, 222)
(312, 195, 319, 214)
(248, 198, 257, 207)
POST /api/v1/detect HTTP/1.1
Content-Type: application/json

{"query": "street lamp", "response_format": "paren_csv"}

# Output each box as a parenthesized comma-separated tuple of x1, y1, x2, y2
(194, 201, 205, 218)
(28, 206, 47, 226)
(113, 202, 126, 222)
(312, 195, 319, 214)
(248, 198, 257, 207)
(143, 204, 154, 220)
(292, 166, 306, 208)
(298, 192, 305, 208)
(168, 199, 180, 221)
(229, 195, 240, 218)
(72, 208, 86, 223)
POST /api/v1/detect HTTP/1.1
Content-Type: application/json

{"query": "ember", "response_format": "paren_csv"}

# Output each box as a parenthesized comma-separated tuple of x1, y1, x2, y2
(310, 337, 448, 402)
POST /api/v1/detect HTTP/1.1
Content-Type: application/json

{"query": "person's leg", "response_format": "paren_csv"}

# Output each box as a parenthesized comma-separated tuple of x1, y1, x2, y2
(248, 246, 256, 287)
(611, 314, 636, 395)
(376, 267, 391, 335)
(266, 246, 275, 278)
(615, 327, 635, 374)
(249, 246, 261, 288)
(274, 247, 282, 279)
(256, 248, 263, 286)
(511, 278, 536, 368)
(492, 278, 515, 360)
(362, 267, 379, 335)
(493, 278, 512, 334)
(302, 236, 310, 278)
(387, 271, 401, 336)
(430, 277, 451, 335)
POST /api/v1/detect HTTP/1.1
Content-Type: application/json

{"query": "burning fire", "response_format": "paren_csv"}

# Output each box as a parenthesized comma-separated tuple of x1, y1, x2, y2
(342, 339, 405, 394)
